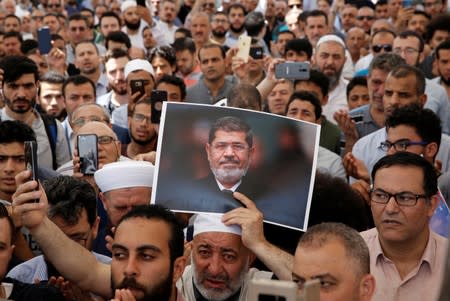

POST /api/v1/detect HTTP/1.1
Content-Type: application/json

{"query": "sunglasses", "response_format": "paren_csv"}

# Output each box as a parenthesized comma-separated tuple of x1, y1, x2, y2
(356, 15, 375, 21)
(372, 44, 392, 53)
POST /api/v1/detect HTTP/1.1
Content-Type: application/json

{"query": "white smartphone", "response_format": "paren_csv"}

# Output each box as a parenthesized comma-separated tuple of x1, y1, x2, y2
(236, 36, 252, 63)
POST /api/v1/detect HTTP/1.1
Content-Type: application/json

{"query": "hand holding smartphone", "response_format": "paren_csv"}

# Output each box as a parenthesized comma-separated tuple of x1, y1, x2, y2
(24, 141, 39, 203)
(151, 90, 167, 124)
(236, 36, 252, 63)
(37, 27, 52, 55)
(77, 134, 98, 175)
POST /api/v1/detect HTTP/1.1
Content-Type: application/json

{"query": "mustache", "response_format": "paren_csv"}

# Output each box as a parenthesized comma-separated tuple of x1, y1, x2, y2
(201, 272, 230, 283)
(219, 158, 240, 165)
(116, 277, 147, 291)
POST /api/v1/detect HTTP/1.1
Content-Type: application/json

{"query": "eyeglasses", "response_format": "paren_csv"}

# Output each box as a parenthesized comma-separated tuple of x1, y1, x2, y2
(70, 26, 86, 32)
(379, 140, 428, 152)
(98, 135, 116, 144)
(212, 19, 228, 24)
(32, 16, 44, 21)
(370, 188, 428, 206)
(69, 233, 90, 247)
(289, 4, 302, 9)
(356, 15, 375, 21)
(211, 142, 249, 152)
(202, 2, 215, 8)
(393, 47, 420, 55)
(372, 44, 392, 53)
(132, 113, 151, 123)
(72, 116, 105, 128)
(423, 1, 442, 7)
(46, 3, 61, 8)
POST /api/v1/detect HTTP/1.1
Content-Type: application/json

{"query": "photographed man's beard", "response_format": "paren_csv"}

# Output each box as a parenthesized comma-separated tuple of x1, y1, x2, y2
(212, 29, 227, 38)
(4, 96, 35, 114)
(131, 129, 157, 146)
(81, 66, 97, 75)
(125, 19, 141, 30)
(230, 24, 244, 34)
(192, 255, 249, 301)
(210, 162, 250, 186)
(111, 81, 127, 95)
(112, 270, 173, 301)
(324, 66, 343, 90)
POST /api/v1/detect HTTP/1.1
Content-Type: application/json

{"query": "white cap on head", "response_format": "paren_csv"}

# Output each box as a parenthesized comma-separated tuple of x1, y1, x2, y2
(316, 34, 346, 49)
(94, 161, 154, 192)
(193, 214, 242, 237)
(121, 0, 136, 12)
(124, 59, 155, 79)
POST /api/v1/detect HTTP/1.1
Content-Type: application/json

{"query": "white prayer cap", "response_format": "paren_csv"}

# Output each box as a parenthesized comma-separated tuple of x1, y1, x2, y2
(316, 34, 346, 49)
(193, 214, 242, 237)
(121, 0, 136, 12)
(94, 161, 154, 192)
(124, 59, 155, 79)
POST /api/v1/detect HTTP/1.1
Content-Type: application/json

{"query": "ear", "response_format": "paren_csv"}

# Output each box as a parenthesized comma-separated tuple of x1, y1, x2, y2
(172, 256, 187, 284)
(91, 216, 100, 241)
(321, 94, 329, 106)
(424, 142, 438, 159)
(427, 194, 439, 218)
(99, 192, 108, 211)
(205, 143, 211, 161)
(418, 50, 425, 64)
(419, 93, 427, 108)
(359, 274, 376, 301)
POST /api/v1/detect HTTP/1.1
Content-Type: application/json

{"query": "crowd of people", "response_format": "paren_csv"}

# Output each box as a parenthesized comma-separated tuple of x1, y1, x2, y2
(0, 0, 449, 300)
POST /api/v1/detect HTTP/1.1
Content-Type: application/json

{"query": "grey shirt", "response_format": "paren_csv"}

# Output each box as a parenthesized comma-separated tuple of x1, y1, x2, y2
(186, 76, 235, 105)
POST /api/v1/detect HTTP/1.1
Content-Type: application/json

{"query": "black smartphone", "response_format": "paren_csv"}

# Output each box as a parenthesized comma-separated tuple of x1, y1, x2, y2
(249, 47, 264, 59)
(130, 79, 146, 99)
(137, 0, 146, 6)
(151, 90, 167, 124)
(37, 27, 52, 55)
(24, 141, 39, 203)
(275, 62, 310, 80)
(351, 115, 364, 123)
(77, 134, 98, 175)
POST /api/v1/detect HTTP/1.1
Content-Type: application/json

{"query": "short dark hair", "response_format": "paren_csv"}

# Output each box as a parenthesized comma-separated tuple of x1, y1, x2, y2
(172, 37, 196, 54)
(75, 40, 99, 55)
(156, 75, 187, 100)
(244, 11, 265, 37)
(298, 222, 370, 276)
(368, 53, 405, 77)
(425, 13, 450, 44)
(38, 71, 65, 97)
(0, 55, 38, 84)
(99, 11, 121, 28)
(435, 39, 450, 60)
(346, 76, 368, 99)
(0, 120, 36, 144)
(21, 39, 39, 55)
(284, 38, 313, 59)
(412, 10, 431, 21)
(389, 64, 425, 96)
(105, 31, 131, 50)
(386, 105, 441, 153)
(198, 43, 226, 61)
(44, 176, 97, 227)
(287, 91, 322, 120)
(68, 13, 88, 27)
(372, 152, 438, 198)
(117, 204, 184, 262)
(305, 10, 328, 26)
(294, 69, 329, 98)
(397, 30, 425, 52)
(104, 47, 130, 64)
(375, 0, 387, 7)
(0, 203, 16, 244)
(62, 75, 96, 98)
(4, 14, 21, 25)
(227, 3, 246, 16)
(227, 83, 262, 111)
(371, 28, 396, 41)
(208, 116, 253, 147)
(174, 27, 192, 38)
(4, 30, 23, 42)
(149, 46, 177, 67)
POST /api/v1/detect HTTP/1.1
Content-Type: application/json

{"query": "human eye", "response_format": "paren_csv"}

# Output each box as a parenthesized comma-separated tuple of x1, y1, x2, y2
(396, 192, 416, 204)
(15, 156, 25, 163)
(197, 247, 211, 258)
(384, 90, 393, 97)
(140, 252, 156, 261)
(0, 156, 6, 162)
(396, 141, 410, 150)
(319, 279, 335, 289)
(373, 189, 388, 200)
(112, 250, 127, 260)
(223, 252, 237, 262)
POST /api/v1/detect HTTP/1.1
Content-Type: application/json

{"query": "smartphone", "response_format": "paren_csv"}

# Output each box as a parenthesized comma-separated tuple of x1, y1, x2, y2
(151, 90, 167, 124)
(402, 0, 413, 7)
(77, 134, 98, 175)
(130, 79, 146, 99)
(275, 62, 310, 80)
(37, 27, 52, 55)
(236, 35, 252, 63)
(250, 47, 264, 59)
(137, 0, 146, 6)
(351, 115, 363, 123)
(24, 141, 39, 202)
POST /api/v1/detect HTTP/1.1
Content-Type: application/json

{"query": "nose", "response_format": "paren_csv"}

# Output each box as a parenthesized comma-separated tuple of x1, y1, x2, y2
(384, 195, 400, 213)
(386, 145, 396, 155)
(4, 158, 14, 172)
(124, 256, 139, 277)
(207, 254, 223, 276)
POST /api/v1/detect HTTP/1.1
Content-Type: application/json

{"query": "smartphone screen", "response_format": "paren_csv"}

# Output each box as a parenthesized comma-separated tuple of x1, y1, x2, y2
(151, 90, 167, 124)
(130, 79, 146, 99)
(77, 134, 98, 175)
(24, 141, 39, 203)
(37, 27, 52, 55)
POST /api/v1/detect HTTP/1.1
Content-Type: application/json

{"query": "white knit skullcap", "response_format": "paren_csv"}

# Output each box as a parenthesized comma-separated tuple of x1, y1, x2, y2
(94, 161, 154, 192)
(124, 59, 155, 79)
(121, 0, 136, 12)
(193, 214, 242, 237)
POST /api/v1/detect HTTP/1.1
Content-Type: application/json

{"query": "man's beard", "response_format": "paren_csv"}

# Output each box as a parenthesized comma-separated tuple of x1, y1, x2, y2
(324, 66, 343, 90)
(229, 24, 244, 34)
(125, 19, 141, 30)
(81, 65, 97, 75)
(4, 95, 35, 113)
(192, 255, 249, 301)
(111, 80, 127, 95)
(212, 29, 227, 38)
(210, 159, 250, 187)
(440, 74, 450, 86)
(131, 128, 157, 146)
(112, 268, 173, 301)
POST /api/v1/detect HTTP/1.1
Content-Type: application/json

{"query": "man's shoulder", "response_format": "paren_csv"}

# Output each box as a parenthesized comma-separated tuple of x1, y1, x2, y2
(360, 227, 378, 241)
(96, 91, 112, 107)
(353, 127, 385, 151)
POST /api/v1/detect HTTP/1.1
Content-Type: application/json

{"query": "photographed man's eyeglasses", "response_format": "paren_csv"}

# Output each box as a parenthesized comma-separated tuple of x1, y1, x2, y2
(379, 140, 428, 152)
(370, 188, 428, 207)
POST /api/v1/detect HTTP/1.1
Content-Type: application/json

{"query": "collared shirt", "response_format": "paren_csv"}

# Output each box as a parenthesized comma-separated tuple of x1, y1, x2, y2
(155, 20, 178, 44)
(360, 228, 448, 301)
(185, 76, 235, 104)
(177, 64, 202, 88)
(224, 31, 247, 49)
(322, 76, 348, 124)
(62, 117, 74, 157)
(428, 77, 450, 135)
(96, 72, 109, 98)
(349, 104, 381, 138)
(317, 146, 346, 180)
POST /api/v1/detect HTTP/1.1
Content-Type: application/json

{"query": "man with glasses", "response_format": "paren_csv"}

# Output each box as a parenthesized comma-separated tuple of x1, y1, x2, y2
(45, 0, 64, 15)
(7, 176, 111, 289)
(355, 4, 375, 34)
(355, 29, 396, 73)
(210, 11, 230, 46)
(361, 152, 447, 301)
(423, 0, 445, 16)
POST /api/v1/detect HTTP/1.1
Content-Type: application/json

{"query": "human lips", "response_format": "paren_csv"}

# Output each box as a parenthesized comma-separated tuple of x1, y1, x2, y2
(204, 278, 227, 289)
(1, 177, 16, 185)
